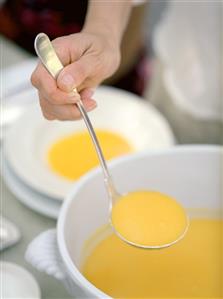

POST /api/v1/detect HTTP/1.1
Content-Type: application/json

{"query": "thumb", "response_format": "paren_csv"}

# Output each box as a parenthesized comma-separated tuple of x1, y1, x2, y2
(57, 57, 92, 92)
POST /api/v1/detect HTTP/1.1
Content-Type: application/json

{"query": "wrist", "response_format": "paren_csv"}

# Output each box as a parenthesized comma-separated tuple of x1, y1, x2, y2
(83, 0, 132, 47)
(82, 20, 121, 47)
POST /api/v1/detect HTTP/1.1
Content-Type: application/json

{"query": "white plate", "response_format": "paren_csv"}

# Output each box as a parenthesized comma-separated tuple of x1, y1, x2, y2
(1, 151, 60, 219)
(1, 88, 37, 140)
(4, 86, 175, 200)
(2, 59, 37, 132)
(2, 58, 37, 99)
(1, 262, 41, 298)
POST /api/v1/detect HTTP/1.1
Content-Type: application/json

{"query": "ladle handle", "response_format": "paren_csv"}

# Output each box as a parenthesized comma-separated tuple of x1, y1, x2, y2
(34, 33, 117, 198)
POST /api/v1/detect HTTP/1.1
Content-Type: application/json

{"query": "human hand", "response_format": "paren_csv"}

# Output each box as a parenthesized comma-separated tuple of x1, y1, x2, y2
(31, 31, 121, 120)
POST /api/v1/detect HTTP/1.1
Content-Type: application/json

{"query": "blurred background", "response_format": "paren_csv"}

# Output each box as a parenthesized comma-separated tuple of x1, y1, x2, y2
(0, 1, 222, 298)
(1, 0, 222, 144)
(145, 1, 222, 145)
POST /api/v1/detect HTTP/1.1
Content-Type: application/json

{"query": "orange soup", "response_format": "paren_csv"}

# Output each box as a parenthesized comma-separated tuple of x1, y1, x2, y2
(82, 219, 223, 298)
(111, 191, 188, 247)
(47, 129, 133, 180)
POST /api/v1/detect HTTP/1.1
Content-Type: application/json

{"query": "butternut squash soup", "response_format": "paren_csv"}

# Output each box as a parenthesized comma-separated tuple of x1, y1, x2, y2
(111, 191, 188, 247)
(47, 129, 133, 180)
(82, 218, 223, 298)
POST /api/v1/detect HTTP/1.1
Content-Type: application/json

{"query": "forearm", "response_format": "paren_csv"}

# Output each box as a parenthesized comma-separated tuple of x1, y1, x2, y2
(83, 0, 132, 46)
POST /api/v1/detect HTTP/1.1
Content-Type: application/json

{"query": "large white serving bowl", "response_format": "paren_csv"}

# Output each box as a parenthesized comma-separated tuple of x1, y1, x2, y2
(26, 146, 222, 298)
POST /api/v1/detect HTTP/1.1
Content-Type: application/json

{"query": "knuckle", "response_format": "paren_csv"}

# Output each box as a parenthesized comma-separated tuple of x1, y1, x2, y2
(30, 63, 43, 88)
(51, 37, 68, 62)
(39, 97, 46, 109)
(31, 71, 38, 87)
(70, 106, 81, 120)
(48, 89, 61, 104)
(77, 63, 85, 78)
(42, 111, 54, 121)
(56, 112, 70, 121)
(52, 37, 63, 47)
(74, 62, 87, 83)
(39, 98, 54, 120)
(59, 116, 70, 121)
(52, 37, 60, 45)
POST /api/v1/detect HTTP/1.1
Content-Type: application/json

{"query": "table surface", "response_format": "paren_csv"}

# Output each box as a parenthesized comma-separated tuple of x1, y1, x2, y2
(1, 35, 72, 298)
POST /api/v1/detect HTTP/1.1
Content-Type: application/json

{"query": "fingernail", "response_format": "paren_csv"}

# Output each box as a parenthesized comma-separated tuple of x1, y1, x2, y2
(67, 91, 80, 103)
(60, 74, 75, 91)
(86, 100, 97, 111)
(84, 89, 95, 99)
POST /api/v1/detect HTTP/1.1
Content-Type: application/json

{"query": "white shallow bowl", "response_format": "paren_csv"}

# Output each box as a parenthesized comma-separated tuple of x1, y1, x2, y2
(1, 151, 60, 219)
(4, 86, 175, 200)
(1, 262, 40, 298)
(26, 146, 222, 298)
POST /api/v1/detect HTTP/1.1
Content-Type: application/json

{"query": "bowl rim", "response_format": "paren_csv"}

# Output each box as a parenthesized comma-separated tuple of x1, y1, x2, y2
(57, 144, 221, 297)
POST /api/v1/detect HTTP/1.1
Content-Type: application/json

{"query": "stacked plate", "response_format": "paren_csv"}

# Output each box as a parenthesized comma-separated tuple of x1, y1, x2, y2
(2, 85, 175, 219)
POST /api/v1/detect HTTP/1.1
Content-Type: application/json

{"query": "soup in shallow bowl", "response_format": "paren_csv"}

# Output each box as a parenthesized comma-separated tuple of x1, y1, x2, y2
(26, 146, 222, 298)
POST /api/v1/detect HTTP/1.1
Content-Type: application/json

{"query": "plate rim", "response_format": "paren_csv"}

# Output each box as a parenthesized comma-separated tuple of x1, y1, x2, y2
(1, 150, 60, 219)
(1, 261, 41, 298)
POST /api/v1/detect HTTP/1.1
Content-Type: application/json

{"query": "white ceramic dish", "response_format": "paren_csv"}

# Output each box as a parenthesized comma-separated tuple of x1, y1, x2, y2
(1, 59, 38, 140)
(1, 262, 41, 298)
(0, 216, 21, 251)
(2, 58, 37, 99)
(1, 88, 36, 141)
(4, 86, 175, 200)
(26, 146, 222, 298)
(1, 151, 60, 219)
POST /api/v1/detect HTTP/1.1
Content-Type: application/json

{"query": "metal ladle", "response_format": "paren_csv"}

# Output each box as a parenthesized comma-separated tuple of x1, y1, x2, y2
(34, 33, 188, 249)
(34, 33, 119, 199)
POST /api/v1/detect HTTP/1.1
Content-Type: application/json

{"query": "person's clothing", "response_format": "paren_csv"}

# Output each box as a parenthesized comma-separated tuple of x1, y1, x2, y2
(0, 0, 150, 96)
(152, 0, 221, 121)
(145, 1, 222, 144)
(146, 59, 222, 145)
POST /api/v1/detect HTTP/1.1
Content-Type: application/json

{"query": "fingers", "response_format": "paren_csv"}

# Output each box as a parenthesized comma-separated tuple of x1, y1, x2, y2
(39, 92, 97, 121)
(57, 55, 95, 92)
(31, 63, 80, 105)
(41, 110, 56, 121)
(31, 34, 89, 104)
(79, 88, 96, 100)
(31, 51, 97, 106)
(51, 34, 88, 66)
(30, 33, 101, 121)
